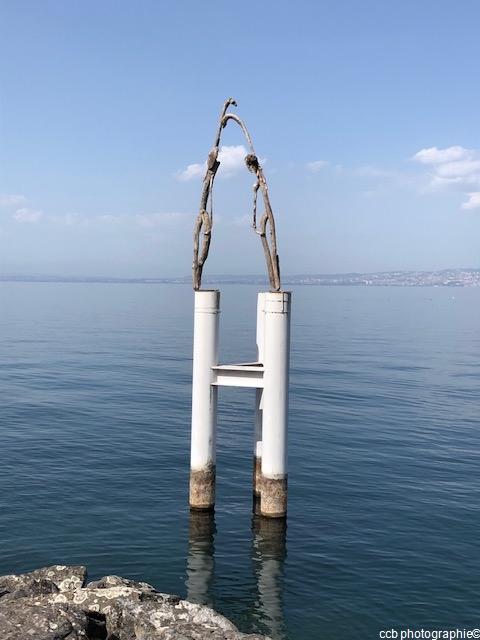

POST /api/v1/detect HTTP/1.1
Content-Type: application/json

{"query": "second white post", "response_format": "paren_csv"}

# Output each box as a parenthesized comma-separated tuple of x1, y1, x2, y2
(260, 291, 291, 518)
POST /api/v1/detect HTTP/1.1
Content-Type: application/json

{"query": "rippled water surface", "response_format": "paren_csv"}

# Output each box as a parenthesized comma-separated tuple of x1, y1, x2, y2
(1, 283, 480, 639)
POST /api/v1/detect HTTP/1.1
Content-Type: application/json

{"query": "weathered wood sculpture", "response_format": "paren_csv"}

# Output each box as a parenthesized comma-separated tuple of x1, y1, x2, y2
(192, 98, 281, 291)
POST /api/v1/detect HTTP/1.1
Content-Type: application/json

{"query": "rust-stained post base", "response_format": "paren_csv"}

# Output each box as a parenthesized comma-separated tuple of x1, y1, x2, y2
(260, 476, 288, 518)
(189, 466, 216, 511)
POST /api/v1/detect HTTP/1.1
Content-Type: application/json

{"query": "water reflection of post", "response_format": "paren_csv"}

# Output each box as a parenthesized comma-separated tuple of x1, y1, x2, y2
(251, 513, 288, 640)
(186, 510, 216, 607)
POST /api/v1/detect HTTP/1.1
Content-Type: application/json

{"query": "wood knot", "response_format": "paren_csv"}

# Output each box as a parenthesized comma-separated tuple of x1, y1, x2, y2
(245, 154, 259, 173)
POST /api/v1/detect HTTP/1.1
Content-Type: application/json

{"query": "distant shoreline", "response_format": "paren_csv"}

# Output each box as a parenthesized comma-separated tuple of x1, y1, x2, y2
(1, 268, 480, 287)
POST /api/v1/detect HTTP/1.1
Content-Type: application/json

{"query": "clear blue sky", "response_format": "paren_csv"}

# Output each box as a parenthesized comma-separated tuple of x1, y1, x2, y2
(1, 0, 479, 278)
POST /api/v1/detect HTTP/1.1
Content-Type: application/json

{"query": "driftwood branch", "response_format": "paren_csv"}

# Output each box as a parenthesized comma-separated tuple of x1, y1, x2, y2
(192, 99, 281, 291)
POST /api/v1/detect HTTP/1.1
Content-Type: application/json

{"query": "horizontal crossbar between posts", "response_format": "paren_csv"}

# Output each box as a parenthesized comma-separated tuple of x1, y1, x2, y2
(211, 362, 264, 388)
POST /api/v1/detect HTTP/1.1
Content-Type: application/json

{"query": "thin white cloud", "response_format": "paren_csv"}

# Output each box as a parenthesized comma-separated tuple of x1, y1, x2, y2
(306, 160, 328, 172)
(0, 193, 27, 207)
(13, 208, 43, 223)
(47, 212, 191, 229)
(353, 165, 399, 178)
(48, 213, 88, 227)
(412, 146, 473, 165)
(134, 212, 190, 228)
(349, 164, 418, 198)
(461, 192, 480, 211)
(434, 159, 480, 182)
(177, 163, 205, 182)
(177, 145, 249, 181)
(411, 146, 480, 209)
(233, 214, 252, 227)
(96, 214, 120, 225)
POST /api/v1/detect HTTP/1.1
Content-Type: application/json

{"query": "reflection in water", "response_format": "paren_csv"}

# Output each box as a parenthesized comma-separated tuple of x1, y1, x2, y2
(186, 507, 287, 639)
(251, 512, 287, 639)
(186, 510, 216, 607)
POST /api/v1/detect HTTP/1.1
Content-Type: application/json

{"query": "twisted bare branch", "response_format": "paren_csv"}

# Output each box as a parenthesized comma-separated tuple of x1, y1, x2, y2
(192, 99, 281, 291)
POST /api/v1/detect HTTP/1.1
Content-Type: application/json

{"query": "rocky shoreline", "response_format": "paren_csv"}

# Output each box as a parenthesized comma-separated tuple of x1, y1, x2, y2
(0, 565, 271, 640)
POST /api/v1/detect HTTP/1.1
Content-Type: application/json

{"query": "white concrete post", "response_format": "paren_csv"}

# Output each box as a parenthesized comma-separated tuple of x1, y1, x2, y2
(254, 388, 263, 499)
(189, 290, 220, 511)
(253, 293, 266, 498)
(260, 291, 291, 517)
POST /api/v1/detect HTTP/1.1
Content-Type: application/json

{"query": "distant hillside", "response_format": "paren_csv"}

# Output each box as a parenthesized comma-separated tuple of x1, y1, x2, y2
(1, 269, 480, 286)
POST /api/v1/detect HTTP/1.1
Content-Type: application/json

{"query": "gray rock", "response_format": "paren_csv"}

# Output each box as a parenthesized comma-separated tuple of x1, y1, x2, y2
(0, 565, 271, 640)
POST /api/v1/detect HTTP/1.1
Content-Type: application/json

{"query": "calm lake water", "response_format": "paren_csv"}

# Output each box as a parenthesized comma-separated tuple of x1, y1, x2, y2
(1, 282, 480, 639)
